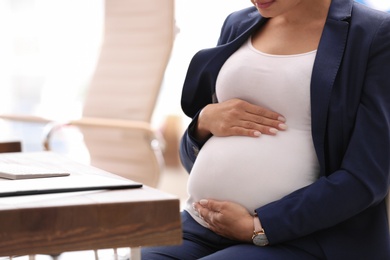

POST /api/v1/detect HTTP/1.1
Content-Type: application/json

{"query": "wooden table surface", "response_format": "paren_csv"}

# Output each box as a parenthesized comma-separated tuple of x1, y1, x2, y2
(0, 152, 182, 257)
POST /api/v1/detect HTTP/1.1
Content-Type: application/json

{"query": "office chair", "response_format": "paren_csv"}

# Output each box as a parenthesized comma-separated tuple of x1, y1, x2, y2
(0, 0, 176, 189)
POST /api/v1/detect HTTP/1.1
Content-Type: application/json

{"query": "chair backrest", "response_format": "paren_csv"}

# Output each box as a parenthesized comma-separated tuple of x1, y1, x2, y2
(77, 0, 175, 187)
(82, 0, 175, 121)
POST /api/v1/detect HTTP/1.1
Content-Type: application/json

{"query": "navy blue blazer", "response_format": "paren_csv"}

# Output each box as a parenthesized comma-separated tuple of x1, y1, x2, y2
(179, 0, 390, 259)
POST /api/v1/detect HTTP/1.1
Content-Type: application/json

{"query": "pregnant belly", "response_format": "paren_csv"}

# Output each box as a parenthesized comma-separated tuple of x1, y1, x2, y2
(186, 130, 319, 225)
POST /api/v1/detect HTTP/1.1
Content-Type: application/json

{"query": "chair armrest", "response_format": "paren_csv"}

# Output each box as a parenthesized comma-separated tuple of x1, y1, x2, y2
(0, 114, 57, 151)
(0, 114, 154, 133)
(0, 114, 163, 151)
(0, 114, 53, 124)
(45, 117, 164, 151)
(68, 117, 154, 134)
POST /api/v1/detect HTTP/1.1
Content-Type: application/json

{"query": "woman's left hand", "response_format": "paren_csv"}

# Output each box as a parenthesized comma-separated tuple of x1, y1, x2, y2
(193, 199, 254, 242)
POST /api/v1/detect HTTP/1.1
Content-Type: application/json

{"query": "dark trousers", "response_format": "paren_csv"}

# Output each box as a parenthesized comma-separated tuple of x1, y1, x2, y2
(141, 211, 324, 260)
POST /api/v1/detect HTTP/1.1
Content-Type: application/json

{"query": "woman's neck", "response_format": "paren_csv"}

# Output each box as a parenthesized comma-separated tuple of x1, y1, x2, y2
(251, 0, 331, 55)
(276, 0, 331, 26)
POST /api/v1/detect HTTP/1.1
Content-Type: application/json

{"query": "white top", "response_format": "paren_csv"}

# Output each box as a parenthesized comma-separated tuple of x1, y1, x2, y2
(185, 37, 320, 227)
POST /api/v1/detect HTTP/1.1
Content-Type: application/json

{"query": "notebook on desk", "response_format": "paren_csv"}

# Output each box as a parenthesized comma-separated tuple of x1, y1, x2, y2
(0, 152, 143, 197)
(0, 163, 70, 180)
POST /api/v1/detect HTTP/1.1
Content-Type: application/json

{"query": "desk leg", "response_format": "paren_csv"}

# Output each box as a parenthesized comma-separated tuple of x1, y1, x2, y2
(130, 247, 140, 260)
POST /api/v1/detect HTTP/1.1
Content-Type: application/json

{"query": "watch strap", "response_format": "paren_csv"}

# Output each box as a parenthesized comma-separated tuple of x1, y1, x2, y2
(253, 214, 262, 233)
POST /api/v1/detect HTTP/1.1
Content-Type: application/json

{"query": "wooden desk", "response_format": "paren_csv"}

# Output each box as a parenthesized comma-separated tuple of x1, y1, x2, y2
(0, 152, 182, 258)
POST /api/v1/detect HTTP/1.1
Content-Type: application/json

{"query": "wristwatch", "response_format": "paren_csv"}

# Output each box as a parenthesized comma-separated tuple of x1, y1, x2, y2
(252, 214, 269, 246)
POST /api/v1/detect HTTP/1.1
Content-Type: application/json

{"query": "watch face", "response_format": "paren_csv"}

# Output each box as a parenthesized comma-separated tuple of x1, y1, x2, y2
(253, 233, 269, 246)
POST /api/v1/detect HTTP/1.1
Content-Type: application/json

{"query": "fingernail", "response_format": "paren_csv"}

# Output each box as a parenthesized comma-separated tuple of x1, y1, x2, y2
(278, 116, 286, 122)
(254, 131, 262, 137)
(278, 123, 288, 130)
(192, 202, 196, 210)
(199, 199, 208, 205)
(269, 128, 278, 134)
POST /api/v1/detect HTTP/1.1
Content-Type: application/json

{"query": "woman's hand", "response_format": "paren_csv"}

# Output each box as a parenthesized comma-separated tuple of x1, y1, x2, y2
(195, 98, 287, 141)
(193, 199, 254, 242)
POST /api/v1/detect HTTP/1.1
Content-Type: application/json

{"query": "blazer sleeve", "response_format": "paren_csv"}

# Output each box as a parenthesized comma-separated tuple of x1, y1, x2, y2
(256, 14, 390, 245)
(179, 112, 206, 173)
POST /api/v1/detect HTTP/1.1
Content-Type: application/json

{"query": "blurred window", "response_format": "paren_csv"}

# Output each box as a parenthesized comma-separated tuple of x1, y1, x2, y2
(0, 0, 103, 151)
(354, 0, 390, 12)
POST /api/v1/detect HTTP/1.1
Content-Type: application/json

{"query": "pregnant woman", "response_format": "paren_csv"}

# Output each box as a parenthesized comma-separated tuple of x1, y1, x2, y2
(142, 0, 390, 259)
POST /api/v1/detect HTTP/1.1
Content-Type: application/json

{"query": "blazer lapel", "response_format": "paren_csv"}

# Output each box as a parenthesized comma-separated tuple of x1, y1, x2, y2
(311, 0, 353, 174)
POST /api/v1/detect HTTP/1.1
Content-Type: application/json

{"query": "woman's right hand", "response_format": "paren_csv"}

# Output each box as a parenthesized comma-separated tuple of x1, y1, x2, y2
(195, 98, 287, 141)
